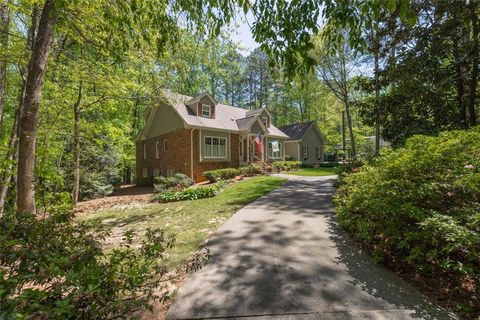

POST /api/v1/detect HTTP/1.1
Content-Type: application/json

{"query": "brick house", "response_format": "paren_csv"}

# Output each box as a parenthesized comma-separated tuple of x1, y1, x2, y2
(135, 91, 288, 182)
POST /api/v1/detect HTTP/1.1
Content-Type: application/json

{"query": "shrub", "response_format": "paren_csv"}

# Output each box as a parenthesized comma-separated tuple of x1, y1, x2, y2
(153, 173, 194, 192)
(318, 162, 338, 168)
(153, 183, 225, 203)
(136, 176, 153, 187)
(203, 168, 240, 182)
(271, 161, 302, 172)
(0, 210, 209, 318)
(334, 127, 480, 315)
(239, 164, 262, 176)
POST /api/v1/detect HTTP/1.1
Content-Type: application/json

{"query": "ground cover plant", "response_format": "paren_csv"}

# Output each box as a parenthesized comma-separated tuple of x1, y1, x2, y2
(80, 176, 287, 270)
(334, 127, 480, 317)
(203, 168, 241, 182)
(153, 182, 226, 203)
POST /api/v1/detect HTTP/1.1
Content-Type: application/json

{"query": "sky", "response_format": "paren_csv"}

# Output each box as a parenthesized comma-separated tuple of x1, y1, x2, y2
(229, 12, 258, 56)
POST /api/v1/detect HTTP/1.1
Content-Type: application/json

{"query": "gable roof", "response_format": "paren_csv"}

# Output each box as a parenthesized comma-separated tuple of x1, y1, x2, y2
(158, 91, 288, 138)
(279, 121, 316, 140)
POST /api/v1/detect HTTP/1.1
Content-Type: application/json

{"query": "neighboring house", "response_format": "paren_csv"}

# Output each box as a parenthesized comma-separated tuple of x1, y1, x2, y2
(136, 91, 288, 182)
(280, 121, 325, 164)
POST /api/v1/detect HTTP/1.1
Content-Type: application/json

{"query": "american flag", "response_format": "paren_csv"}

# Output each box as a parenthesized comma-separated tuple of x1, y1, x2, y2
(255, 134, 263, 154)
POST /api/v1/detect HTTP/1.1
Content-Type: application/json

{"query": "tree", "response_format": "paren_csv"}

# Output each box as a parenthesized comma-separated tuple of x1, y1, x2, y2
(314, 33, 367, 159)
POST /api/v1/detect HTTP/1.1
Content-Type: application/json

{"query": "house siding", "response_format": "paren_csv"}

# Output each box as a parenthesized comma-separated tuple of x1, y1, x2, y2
(300, 127, 324, 164)
(285, 141, 300, 161)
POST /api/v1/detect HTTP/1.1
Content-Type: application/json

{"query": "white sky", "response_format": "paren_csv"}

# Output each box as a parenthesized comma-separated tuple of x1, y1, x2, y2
(229, 12, 258, 56)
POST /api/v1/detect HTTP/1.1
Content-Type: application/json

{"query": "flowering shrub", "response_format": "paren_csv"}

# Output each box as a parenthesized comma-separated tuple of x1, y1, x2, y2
(334, 127, 480, 315)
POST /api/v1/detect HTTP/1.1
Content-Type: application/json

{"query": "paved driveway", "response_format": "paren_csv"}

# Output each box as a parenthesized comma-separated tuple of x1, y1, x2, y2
(167, 175, 456, 320)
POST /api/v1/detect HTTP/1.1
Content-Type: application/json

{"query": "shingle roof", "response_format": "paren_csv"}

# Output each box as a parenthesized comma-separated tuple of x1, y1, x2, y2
(279, 121, 315, 140)
(161, 91, 288, 138)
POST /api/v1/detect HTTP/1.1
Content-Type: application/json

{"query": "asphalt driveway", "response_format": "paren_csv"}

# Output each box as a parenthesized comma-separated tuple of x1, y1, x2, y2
(166, 175, 456, 320)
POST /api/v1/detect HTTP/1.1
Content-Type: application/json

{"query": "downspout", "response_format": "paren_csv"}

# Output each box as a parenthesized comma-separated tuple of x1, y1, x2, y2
(190, 128, 195, 180)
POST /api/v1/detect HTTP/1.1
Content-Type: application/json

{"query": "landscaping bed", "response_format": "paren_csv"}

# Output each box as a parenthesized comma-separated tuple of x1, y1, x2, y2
(334, 128, 480, 318)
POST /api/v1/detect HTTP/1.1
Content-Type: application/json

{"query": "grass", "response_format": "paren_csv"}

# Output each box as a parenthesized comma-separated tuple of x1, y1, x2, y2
(288, 167, 337, 176)
(79, 176, 287, 270)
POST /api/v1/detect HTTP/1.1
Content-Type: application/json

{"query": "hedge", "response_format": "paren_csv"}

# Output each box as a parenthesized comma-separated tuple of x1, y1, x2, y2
(334, 127, 480, 315)
(271, 161, 302, 172)
(203, 168, 240, 182)
(153, 173, 194, 192)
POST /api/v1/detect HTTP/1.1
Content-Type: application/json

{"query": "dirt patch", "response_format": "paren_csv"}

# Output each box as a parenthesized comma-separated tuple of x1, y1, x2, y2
(75, 185, 154, 216)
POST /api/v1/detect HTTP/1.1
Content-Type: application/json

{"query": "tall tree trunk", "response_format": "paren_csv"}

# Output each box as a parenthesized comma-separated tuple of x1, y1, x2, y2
(0, 0, 11, 132)
(468, 0, 478, 126)
(72, 83, 82, 205)
(373, 28, 381, 156)
(17, 0, 57, 214)
(341, 110, 346, 160)
(0, 80, 25, 215)
(345, 99, 356, 159)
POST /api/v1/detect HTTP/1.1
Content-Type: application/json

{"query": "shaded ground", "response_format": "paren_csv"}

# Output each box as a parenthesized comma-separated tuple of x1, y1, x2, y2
(75, 184, 154, 216)
(288, 167, 337, 176)
(167, 175, 457, 320)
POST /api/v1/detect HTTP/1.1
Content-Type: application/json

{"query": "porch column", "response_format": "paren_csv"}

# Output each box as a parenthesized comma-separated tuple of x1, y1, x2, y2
(246, 136, 249, 163)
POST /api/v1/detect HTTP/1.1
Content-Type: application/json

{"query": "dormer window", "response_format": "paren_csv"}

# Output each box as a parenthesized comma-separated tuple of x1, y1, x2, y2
(202, 104, 211, 118)
(262, 116, 269, 127)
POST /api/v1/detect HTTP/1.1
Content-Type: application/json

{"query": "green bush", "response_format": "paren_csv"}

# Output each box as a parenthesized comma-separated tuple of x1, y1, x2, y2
(271, 161, 302, 172)
(136, 176, 153, 187)
(203, 168, 240, 182)
(334, 127, 480, 314)
(153, 173, 194, 192)
(239, 164, 262, 176)
(0, 210, 208, 318)
(153, 183, 225, 203)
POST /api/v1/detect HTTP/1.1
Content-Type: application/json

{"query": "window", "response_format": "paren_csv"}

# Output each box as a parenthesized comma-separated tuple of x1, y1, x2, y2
(262, 116, 268, 127)
(316, 146, 321, 160)
(303, 145, 308, 160)
(268, 140, 282, 159)
(239, 138, 244, 157)
(153, 168, 160, 176)
(142, 168, 148, 178)
(163, 140, 168, 152)
(204, 136, 227, 158)
(202, 104, 211, 117)
(143, 143, 147, 160)
(156, 142, 160, 159)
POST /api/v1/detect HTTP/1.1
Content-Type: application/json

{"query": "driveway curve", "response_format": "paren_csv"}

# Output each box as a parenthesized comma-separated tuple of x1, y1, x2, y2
(166, 175, 456, 320)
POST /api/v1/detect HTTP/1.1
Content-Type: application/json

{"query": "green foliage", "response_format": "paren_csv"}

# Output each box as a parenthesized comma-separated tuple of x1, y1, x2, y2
(153, 183, 225, 203)
(334, 127, 480, 313)
(203, 168, 240, 182)
(239, 165, 263, 176)
(0, 210, 209, 319)
(271, 161, 302, 172)
(153, 173, 194, 192)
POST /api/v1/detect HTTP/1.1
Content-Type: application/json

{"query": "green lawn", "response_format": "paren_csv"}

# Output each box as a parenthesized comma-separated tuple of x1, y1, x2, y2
(80, 176, 287, 269)
(288, 167, 338, 176)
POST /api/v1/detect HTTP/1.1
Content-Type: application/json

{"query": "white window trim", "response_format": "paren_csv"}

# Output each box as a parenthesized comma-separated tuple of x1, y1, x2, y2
(203, 135, 227, 159)
(202, 104, 211, 117)
(143, 143, 147, 160)
(303, 145, 308, 160)
(262, 116, 269, 127)
(156, 141, 160, 159)
(268, 141, 282, 159)
(163, 140, 167, 152)
(142, 168, 148, 178)
(316, 146, 321, 160)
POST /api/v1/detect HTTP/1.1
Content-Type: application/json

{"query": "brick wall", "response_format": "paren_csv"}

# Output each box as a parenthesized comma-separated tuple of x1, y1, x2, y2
(136, 129, 192, 182)
(136, 129, 241, 183)
(192, 131, 240, 181)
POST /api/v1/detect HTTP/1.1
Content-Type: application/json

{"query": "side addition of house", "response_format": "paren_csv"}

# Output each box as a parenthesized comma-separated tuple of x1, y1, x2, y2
(279, 121, 325, 164)
(135, 91, 288, 182)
